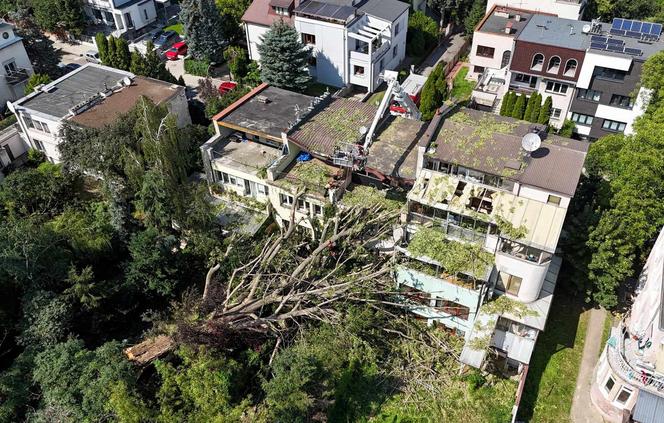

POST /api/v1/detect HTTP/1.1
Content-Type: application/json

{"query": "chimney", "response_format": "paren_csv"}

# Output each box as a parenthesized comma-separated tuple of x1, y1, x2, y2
(515, 14, 522, 22)
(505, 21, 514, 34)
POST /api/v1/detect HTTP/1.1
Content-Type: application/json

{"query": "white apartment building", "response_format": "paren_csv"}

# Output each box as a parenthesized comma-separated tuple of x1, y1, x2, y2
(0, 21, 33, 111)
(82, 0, 164, 38)
(243, 0, 409, 93)
(0, 124, 28, 181)
(486, 0, 587, 20)
(391, 108, 587, 374)
(591, 226, 664, 423)
(8, 64, 190, 163)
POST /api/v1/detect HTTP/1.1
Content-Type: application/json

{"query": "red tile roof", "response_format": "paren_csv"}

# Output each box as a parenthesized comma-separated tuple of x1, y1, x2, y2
(242, 0, 297, 27)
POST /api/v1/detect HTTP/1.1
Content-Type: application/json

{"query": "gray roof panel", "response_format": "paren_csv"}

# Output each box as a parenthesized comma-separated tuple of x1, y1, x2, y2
(358, 0, 409, 22)
(633, 390, 664, 423)
(517, 14, 591, 50)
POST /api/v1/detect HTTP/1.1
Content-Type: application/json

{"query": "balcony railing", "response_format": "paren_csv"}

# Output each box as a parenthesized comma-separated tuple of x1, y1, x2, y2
(606, 323, 664, 395)
(5, 68, 30, 85)
(407, 213, 489, 246)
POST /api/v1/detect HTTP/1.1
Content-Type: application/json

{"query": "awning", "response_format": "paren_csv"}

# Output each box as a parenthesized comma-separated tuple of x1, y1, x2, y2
(633, 390, 664, 423)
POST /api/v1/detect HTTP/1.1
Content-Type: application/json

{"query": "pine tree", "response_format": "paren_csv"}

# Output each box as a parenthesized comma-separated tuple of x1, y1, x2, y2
(501, 92, 515, 117)
(257, 21, 312, 91)
(529, 93, 542, 123)
(107, 35, 117, 68)
(511, 94, 526, 120)
(180, 0, 227, 62)
(129, 51, 147, 75)
(524, 94, 536, 123)
(499, 92, 510, 115)
(95, 33, 109, 65)
(538, 96, 553, 124)
(114, 38, 131, 71)
(419, 64, 447, 120)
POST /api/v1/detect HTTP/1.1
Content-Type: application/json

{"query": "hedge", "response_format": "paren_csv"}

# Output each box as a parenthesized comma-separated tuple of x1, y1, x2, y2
(184, 58, 210, 77)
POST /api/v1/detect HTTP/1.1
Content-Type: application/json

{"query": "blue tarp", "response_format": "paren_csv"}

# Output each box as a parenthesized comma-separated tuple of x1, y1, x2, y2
(296, 152, 312, 162)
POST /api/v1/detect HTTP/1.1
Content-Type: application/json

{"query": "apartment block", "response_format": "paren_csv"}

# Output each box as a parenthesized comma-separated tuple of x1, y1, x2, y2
(82, 0, 167, 38)
(591, 226, 664, 423)
(0, 21, 33, 109)
(243, 0, 409, 92)
(8, 64, 190, 163)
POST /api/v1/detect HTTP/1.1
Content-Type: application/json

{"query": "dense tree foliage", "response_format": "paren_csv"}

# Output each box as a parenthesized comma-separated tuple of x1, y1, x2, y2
(428, 0, 474, 26)
(32, 0, 86, 37)
(258, 21, 312, 91)
(24, 73, 51, 94)
(419, 62, 448, 120)
(407, 11, 438, 57)
(585, 0, 664, 22)
(464, 0, 487, 35)
(180, 0, 227, 62)
(215, 0, 251, 43)
(10, 7, 61, 77)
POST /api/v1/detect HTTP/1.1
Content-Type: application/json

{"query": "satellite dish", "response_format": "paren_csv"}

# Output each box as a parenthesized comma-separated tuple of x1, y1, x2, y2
(582, 24, 591, 33)
(359, 126, 368, 135)
(522, 133, 541, 152)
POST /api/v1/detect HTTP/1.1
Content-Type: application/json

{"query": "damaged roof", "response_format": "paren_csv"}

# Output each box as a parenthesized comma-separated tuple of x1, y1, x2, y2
(366, 116, 426, 181)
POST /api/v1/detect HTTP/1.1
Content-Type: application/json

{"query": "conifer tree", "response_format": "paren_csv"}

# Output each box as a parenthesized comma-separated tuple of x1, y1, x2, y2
(95, 33, 109, 65)
(500, 92, 515, 116)
(257, 21, 312, 91)
(499, 92, 509, 115)
(107, 35, 117, 68)
(538, 96, 553, 124)
(180, 0, 227, 62)
(419, 64, 447, 120)
(524, 94, 536, 122)
(529, 93, 542, 123)
(511, 94, 526, 120)
(114, 38, 131, 71)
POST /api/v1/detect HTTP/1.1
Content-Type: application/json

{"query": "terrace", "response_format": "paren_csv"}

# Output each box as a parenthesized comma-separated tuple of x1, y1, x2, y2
(271, 157, 341, 199)
(209, 136, 281, 177)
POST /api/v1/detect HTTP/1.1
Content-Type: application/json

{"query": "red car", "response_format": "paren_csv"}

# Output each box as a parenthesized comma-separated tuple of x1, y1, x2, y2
(165, 41, 187, 60)
(218, 81, 238, 95)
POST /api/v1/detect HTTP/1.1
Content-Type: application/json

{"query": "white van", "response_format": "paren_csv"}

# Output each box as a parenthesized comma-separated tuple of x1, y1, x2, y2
(84, 50, 101, 64)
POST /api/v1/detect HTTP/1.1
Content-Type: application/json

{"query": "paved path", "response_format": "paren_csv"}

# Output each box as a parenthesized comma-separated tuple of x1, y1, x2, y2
(571, 307, 607, 423)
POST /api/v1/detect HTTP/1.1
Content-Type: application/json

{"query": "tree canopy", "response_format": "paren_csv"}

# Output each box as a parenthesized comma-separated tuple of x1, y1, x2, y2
(258, 21, 312, 91)
(180, 0, 227, 62)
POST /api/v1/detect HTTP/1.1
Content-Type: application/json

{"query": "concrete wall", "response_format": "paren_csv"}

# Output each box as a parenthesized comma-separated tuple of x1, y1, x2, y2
(495, 251, 550, 303)
(485, 0, 586, 20)
(517, 184, 571, 208)
(295, 17, 347, 87)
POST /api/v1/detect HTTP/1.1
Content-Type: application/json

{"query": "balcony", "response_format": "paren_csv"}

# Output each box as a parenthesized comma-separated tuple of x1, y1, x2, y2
(606, 323, 664, 395)
(5, 68, 30, 85)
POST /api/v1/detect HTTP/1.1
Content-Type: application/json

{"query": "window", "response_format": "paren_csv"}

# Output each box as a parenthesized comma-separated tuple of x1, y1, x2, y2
(297, 198, 311, 213)
(473, 65, 485, 74)
(476, 45, 495, 58)
(379, 58, 385, 71)
(596, 67, 626, 81)
(547, 195, 561, 205)
(496, 317, 537, 339)
(3, 60, 17, 74)
(496, 273, 523, 296)
(571, 112, 594, 126)
(93, 9, 103, 19)
(313, 204, 323, 216)
(614, 387, 633, 406)
(609, 94, 634, 109)
(577, 88, 602, 102)
(302, 33, 315, 45)
(280, 193, 294, 207)
(353, 65, 365, 76)
(501, 50, 511, 68)
(402, 285, 430, 306)
(531, 53, 544, 71)
(393, 45, 398, 58)
(33, 139, 45, 152)
(143, 9, 148, 20)
(257, 184, 269, 195)
(41, 122, 50, 134)
(545, 81, 569, 94)
(23, 115, 34, 129)
(602, 119, 626, 132)
(274, 6, 289, 16)
(547, 56, 561, 73)
(394, 22, 400, 36)
(514, 73, 537, 88)
(564, 59, 578, 77)
(603, 377, 615, 394)
(551, 108, 562, 119)
(433, 299, 470, 320)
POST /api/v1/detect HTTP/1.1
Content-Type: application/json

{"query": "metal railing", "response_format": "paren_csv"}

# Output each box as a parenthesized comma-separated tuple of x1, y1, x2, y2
(407, 213, 488, 246)
(5, 68, 30, 85)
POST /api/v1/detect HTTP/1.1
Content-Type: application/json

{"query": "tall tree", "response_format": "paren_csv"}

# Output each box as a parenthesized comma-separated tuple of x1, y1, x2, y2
(24, 73, 51, 94)
(32, 0, 85, 38)
(524, 94, 536, 123)
(258, 21, 312, 91)
(114, 38, 131, 71)
(428, 0, 472, 27)
(529, 93, 542, 123)
(95, 33, 110, 65)
(420, 63, 447, 120)
(223, 46, 248, 80)
(511, 94, 526, 119)
(180, 0, 227, 62)
(215, 0, 251, 43)
(538, 96, 553, 124)
(464, 0, 487, 35)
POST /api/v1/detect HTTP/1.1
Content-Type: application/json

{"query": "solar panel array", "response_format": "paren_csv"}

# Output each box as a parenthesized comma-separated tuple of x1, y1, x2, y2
(590, 33, 643, 56)
(610, 18, 662, 41)
(296, 1, 355, 22)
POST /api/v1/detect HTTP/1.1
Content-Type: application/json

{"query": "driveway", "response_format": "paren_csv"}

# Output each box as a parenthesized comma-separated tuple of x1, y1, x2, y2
(49, 36, 93, 67)
(165, 58, 230, 90)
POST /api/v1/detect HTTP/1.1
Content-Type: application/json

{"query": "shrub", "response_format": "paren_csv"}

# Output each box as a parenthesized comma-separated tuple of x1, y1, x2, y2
(558, 119, 575, 137)
(184, 58, 210, 77)
(407, 11, 438, 57)
(0, 115, 17, 131)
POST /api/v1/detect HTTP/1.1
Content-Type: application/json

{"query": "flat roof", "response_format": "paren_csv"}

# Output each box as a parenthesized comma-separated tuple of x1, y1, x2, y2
(269, 157, 340, 198)
(215, 85, 314, 142)
(294, 0, 356, 23)
(18, 64, 134, 118)
(288, 98, 377, 158)
(210, 138, 281, 176)
(477, 6, 535, 37)
(358, 0, 409, 22)
(69, 76, 182, 129)
(366, 116, 426, 180)
(517, 14, 590, 50)
(586, 21, 664, 60)
(426, 108, 588, 196)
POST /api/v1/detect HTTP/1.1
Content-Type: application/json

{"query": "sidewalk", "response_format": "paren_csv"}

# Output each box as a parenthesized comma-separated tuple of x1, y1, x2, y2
(570, 307, 607, 423)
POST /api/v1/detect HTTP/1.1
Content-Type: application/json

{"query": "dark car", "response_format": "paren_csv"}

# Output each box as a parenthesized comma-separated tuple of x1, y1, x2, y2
(154, 30, 178, 50)
(58, 63, 81, 74)
(150, 29, 164, 42)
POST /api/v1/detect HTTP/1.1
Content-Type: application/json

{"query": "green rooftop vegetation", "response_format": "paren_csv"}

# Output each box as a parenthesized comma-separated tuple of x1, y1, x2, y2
(297, 102, 372, 145)
(342, 185, 405, 212)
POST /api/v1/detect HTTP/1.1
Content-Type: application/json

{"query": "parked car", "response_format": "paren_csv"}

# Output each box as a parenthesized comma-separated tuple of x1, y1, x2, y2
(84, 50, 101, 64)
(218, 81, 238, 95)
(58, 63, 81, 74)
(149, 29, 164, 43)
(154, 30, 178, 50)
(165, 41, 188, 60)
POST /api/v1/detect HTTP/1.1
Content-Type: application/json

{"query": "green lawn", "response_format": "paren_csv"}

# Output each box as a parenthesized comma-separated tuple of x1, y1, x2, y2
(164, 23, 184, 35)
(599, 312, 613, 357)
(450, 66, 473, 100)
(518, 276, 589, 423)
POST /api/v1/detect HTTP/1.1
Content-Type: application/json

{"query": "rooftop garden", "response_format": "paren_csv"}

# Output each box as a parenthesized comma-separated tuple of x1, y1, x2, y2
(342, 185, 405, 212)
(296, 102, 372, 146)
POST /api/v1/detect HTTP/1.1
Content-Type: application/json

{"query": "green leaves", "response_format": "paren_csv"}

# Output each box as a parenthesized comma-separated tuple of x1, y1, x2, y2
(258, 21, 313, 91)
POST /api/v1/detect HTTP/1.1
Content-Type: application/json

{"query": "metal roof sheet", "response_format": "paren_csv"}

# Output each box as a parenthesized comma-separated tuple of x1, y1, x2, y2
(634, 390, 664, 423)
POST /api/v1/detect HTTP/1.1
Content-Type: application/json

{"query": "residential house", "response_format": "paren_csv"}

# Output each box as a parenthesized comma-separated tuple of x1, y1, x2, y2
(591, 226, 664, 423)
(568, 19, 663, 139)
(485, 0, 587, 20)
(0, 123, 28, 181)
(82, 0, 164, 38)
(8, 63, 190, 163)
(243, 0, 409, 93)
(391, 108, 587, 375)
(0, 21, 33, 111)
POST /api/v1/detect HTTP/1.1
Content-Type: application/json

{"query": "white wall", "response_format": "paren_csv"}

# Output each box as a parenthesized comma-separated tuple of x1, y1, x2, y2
(246, 23, 269, 62)
(495, 252, 550, 303)
(166, 88, 192, 128)
(576, 52, 632, 89)
(123, 1, 157, 31)
(295, 17, 347, 87)
(0, 34, 34, 107)
(537, 80, 575, 129)
(593, 87, 651, 136)
(469, 32, 514, 79)
(517, 184, 571, 209)
(485, 0, 585, 20)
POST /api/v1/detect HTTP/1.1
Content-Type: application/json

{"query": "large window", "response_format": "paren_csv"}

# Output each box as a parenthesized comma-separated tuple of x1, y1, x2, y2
(496, 272, 522, 296)
(531, 53, 544, 71)
(577, 88, 602, 102)
(547, 56, 561, 73)
(280, 193, 294, 207)
(394, 22, 400, 36)
(564, 59, 578, 77)
(595, 67, 626, 81)
(33, 139, 45, 152)
(473, 65, 485, 74)
(220, 172, 244, 188)
(514, 73, 537, 88)
(603, 376, 615, 394)
(609, 94, 634, 109)
(274, 6, 289, 16)
(301, 33, 316, 45)
(402, 285, 429, 306)
(545, 81, 569, 94)
(434, 299, 470, 320)
(571, 112, 594, 126)
(602, 119, 626, 132)
(476, 45, 495, 58)
(614, 386, 633, 406)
